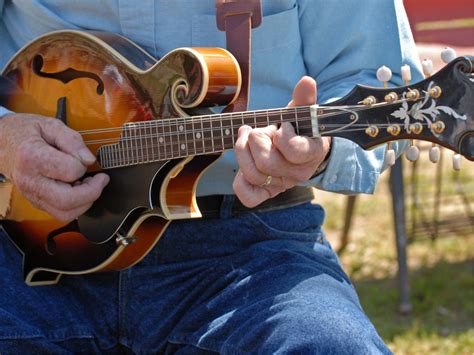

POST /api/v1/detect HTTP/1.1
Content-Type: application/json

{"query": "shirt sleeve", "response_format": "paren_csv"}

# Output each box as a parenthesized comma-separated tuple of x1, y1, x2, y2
(297, 0, 424, 194)
(0, 0, 17, 118)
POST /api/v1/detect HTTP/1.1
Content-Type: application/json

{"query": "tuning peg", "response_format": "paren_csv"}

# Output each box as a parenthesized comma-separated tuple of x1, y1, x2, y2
(422, 59, 434, 77)
(377, 65, 392, 88)
(452, 154, 462, 171)
(429, 145, 441, 163)
(401, 64, 411, 86)
(406, 141, 420, 162)
(386, 143, 396, 166)
(441, 47, 457, 64)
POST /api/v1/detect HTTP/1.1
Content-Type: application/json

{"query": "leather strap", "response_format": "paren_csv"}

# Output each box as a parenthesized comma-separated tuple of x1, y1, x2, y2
(216, 0, 262, 112)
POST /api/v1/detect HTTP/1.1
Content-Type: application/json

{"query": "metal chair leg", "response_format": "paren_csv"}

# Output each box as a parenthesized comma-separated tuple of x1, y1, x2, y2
(389, 159, 413, 314)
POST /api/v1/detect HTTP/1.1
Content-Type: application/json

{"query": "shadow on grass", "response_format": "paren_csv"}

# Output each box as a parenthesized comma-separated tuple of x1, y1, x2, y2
(354, 259, 474, 342)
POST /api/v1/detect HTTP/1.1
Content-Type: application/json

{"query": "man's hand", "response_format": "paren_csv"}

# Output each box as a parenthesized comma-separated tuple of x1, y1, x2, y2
(0, 113, 109, 221)
(233, 76, 331, 207)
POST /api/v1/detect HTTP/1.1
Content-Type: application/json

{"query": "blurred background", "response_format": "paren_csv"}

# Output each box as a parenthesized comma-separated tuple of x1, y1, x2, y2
(320, 1, 474, 354)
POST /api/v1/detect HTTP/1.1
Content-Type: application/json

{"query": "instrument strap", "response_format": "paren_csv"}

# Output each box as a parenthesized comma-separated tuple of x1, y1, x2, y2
(216, 0, 262, 112)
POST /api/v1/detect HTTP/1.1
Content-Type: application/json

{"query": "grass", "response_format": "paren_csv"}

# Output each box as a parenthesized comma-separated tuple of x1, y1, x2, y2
(318, 151, 474, 354)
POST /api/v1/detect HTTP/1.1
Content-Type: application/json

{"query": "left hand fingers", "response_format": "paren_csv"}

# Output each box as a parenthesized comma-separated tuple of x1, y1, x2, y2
(247, 125, 315, 183)
(232, 170, 285, 208)
(273, 122, 331, 166)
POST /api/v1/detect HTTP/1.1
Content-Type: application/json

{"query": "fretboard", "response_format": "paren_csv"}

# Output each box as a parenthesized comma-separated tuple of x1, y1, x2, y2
(98, 107, 314, 169)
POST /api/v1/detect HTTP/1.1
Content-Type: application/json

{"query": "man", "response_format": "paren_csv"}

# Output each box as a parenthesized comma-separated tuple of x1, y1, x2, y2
(0, 0, 422, 353)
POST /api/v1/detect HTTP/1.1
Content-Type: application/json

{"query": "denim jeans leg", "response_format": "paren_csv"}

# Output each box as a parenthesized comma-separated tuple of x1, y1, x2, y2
(121, 203, 391, 354)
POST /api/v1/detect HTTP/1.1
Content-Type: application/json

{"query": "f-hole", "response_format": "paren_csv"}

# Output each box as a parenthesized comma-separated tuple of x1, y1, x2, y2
(32, 55, 104, 95)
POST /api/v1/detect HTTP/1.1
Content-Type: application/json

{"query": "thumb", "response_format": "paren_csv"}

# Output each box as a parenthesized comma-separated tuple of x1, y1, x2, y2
(39, 118, 96, 165)
(288, 76, 317, 107)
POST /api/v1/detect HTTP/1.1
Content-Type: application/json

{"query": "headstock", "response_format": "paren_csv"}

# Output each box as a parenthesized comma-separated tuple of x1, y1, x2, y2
(323, 52, 474, 168)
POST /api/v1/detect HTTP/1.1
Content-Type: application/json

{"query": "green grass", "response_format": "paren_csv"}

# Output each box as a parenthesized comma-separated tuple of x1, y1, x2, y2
(317, 153, 474, 354)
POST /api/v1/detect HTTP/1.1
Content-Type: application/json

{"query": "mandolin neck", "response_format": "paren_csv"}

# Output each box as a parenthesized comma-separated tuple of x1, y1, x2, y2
(97, 106, 320, 169)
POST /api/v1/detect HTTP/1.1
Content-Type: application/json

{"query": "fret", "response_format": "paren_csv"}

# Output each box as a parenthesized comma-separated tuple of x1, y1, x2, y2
(295, 108, 313, 137)
(107, 145, 113, 168)
(138, 122, 145, 163)
(157, 121, 165, 161)
(112, 143, 119, 167)
(221, 114, 234, 150)
(186, 118, 196, 156)
(281, 107, 295, 130)
(294, 107, 300, 135)
(243, 111, 254, 128)
(132, 124, 139, 165)
(202, 116, 212, 153)
(130, 124, 137, 165)
(256, 109, 269, 128)
(219, 114, 225, 151)
(166, 119, 173, 159)
(171, 118, 181, 158)
(101, 146, 108, 169)
(211, 117, 223, 152)
(182, 118, 189, 157)
(144, 121, 152, 163)
(199, 116, 205, 154)
(124, 126, 131, 166)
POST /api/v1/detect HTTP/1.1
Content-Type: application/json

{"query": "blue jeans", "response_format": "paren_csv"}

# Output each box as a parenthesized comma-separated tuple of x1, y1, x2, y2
(0, 199, 391, 354)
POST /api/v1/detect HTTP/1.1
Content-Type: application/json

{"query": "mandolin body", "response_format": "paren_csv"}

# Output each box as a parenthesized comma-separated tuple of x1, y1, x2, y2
(0, 30, 241, 285)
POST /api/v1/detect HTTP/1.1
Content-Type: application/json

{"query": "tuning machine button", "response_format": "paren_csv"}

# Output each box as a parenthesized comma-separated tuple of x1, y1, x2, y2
(422, 59, 434, 77)
(406, 141, 420, 162)
(377, 65, 392, 88)
(384, 92, 399, 103)
(428, 86, 442, 98)
(441, 47, 457, 64)
(359, 96, 377, 106)
(385, 143, 396, 166)
(365, 125, 379, 137)
(401, 64, 411, 86)
(431, 121, 445, 134)
(409, 122, 423, 135)
(452, 154, 462, 171)
(429, 145, 441, 163)
(387, 124, 401, 136)
(406, 89, 420, 101)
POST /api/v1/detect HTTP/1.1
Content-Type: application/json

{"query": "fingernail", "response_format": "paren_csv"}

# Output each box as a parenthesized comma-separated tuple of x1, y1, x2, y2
(100, 174, 110, 187)
(78, 148, 96, 164)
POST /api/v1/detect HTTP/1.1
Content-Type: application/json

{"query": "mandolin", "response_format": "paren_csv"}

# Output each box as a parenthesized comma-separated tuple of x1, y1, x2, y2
(0, 31, 472, 285)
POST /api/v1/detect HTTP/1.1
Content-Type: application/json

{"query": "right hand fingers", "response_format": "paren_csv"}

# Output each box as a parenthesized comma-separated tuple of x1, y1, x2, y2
(15, 140, 89, 182)
(39, 118, 96, 165)
(19, 174, 110, 222)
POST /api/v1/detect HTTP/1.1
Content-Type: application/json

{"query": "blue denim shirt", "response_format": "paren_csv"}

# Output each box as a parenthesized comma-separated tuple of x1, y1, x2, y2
(0, 0, 423, 195)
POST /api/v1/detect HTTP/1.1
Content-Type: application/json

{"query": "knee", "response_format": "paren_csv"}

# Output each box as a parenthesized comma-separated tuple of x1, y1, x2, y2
(258, 304, 391, 354)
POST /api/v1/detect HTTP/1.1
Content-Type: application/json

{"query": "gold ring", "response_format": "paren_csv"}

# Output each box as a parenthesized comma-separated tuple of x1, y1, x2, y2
(260, 175, 272, 187)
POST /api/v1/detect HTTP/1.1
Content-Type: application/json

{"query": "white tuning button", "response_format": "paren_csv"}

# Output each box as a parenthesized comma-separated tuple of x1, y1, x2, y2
(452, 154, 462, 171)
(422, 59, 434, 77)
(377, 65, 392, 87)
(406, 144, 420, 162)
(386, 146, 396, 166)
(401, 64, 411, 85)
(429, 145, 441, 163)
(441, 47, 457, 64)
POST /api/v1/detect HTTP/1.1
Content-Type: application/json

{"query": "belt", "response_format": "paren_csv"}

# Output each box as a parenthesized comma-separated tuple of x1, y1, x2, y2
(196, 186, 315, 218)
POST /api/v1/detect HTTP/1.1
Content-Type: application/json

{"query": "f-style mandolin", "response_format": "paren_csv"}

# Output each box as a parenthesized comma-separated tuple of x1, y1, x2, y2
(0, 31, 472, 285)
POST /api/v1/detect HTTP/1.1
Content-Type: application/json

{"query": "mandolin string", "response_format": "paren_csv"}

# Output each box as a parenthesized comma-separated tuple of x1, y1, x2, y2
(98, 123, 434, 168)
(84, 120, 433, 146)
(78, 95, 428, 138)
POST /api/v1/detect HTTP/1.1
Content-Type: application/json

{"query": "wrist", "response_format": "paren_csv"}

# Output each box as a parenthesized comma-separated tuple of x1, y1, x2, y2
(312, 137, 332, 177)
